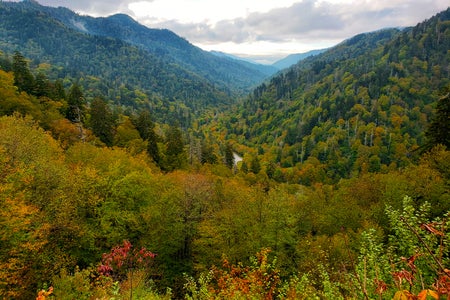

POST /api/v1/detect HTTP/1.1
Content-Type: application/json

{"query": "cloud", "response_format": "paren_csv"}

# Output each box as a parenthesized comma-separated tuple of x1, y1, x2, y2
(37, 0, 139, 16)
(12, 0, 450, 61)
(135, 0, 448, 48)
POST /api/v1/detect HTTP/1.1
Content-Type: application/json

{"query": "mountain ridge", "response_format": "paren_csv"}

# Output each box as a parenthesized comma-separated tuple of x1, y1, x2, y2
(272, 49, 328, 70)
(0, 0, 271, 96)
(219, 7, 450, 182)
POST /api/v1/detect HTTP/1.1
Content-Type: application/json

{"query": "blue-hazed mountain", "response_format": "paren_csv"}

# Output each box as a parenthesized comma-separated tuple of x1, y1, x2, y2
(271, 49, 327, 70)
(210, 50, 279, 77)
(0, 0, 272, 120)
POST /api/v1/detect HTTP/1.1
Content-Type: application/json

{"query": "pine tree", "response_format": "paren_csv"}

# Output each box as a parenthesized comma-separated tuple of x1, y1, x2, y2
(12, 51, 34, 94)
(66, 83, 85, 123)
(133, 110, 160, 164)
(164, 124, 186, 170)
(224, 143, 234, 169)
(89, 97, 116, 146)
(426, 92, 450, 149)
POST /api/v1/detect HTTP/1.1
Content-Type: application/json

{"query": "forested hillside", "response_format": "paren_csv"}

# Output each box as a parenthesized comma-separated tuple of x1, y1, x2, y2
(218, 8, 450, 184)
(0, 4, 449, 300)
(0, 0, 272, 126)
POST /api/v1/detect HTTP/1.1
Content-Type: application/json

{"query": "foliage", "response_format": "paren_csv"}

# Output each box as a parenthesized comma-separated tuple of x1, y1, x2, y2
(0, 0, 274, 127)
(0, 5, 449, 300)
(185, 248, 282, 300)
(426, 92, 450, 150)
(216, 8, 450, 185)
(98, 240, 157, 281)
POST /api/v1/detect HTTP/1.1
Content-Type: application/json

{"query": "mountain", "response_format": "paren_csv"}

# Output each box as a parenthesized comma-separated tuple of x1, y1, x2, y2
(272, 49, 327, 70)
(42, 7, 271, 93)
(220, 8, 450, 183)
(210, 50, 278, 77)
(0, 0, 271, 124)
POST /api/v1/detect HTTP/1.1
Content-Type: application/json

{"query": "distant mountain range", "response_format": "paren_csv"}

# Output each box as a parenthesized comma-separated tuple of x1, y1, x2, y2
(271, 49, 328, 70)
(211, 49, 328, 72)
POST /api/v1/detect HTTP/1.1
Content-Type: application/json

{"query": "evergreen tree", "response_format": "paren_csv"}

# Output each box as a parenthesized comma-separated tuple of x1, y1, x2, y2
(201, 140, 218, 164)
(66, 83, 85, 123)
(164, 124, 186, 171)
(133, 109, 160, 164)
(12, 51, 34, 94)
(33, 72, 50, 98)
(49, 79, 66, 102)
(224, 143, 234, 169)
(89, 97, 116, 146)
(426, 92, 450, 149)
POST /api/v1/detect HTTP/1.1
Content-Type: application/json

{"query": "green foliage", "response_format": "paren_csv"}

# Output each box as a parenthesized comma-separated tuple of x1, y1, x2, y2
(218, 9, 450, 185)
(132, 109, 161, 164)
(162, 125, 187, 171)
(89, 97, 116, 146)
(426, 92, 450, 149)
(12, 51, 34, 94)
(66, 82, 85, 123)
(0, 1, 262, 127)
(0, 5, 449, 299)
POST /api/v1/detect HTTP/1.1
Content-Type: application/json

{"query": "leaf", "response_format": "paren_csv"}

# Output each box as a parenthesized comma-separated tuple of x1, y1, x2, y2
(417, 289, 439, 300)
(421, 222, 445, 236)
(393, 290, 415, 300)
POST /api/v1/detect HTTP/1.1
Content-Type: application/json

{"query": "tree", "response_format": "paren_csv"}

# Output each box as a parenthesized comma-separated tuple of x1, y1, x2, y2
(200, 140, 217, 164)
(12, 51, 34, 94)
(426, 92, 450, 149)
(163, 125, 187, 171)
(89, 97, 116, 146)
(49, 79, 66, 102)
(66, 83, 85, 123)
(132, 109, 160, 164)
(33, 72, 50, 98)
(224, 143, 234, 169)
(250, 155, 261, 174)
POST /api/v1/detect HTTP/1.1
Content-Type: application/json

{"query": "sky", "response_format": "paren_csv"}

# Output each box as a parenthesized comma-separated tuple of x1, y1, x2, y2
(10, 0, 450, 63)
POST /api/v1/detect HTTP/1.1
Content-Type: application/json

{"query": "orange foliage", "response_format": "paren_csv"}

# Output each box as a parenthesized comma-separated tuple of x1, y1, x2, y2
(210, 248, 280, 299)
(36, 286, 53, 300)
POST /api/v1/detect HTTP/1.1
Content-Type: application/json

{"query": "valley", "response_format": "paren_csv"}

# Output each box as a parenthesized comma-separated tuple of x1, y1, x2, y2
(0, 1, 449, 299)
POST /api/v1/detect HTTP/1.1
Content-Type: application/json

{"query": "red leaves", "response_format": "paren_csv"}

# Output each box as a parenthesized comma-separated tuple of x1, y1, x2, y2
(97, 240, 156, 278)
(392, 269, 414, 287)
(210, 249, 280, 299)
(400, 254, 421, 274)
(433, 270, 450, 296)
(374, 279, 387, 296)
(420, 222, 445, 237)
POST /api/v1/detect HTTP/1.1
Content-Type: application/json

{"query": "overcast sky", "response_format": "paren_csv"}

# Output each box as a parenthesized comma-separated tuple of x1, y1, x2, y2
(14, 0, 450, 63)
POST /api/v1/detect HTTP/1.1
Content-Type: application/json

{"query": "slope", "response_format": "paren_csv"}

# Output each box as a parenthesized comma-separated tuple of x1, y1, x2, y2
(1, 0, 270, 94)
(221, 8, 450, 183)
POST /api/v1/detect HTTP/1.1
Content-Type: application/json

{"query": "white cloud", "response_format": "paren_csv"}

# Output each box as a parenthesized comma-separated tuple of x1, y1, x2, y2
(129, 0, 300, 24)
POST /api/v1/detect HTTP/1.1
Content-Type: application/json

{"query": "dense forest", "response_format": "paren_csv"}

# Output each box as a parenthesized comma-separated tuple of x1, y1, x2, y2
(0, 3, 449, 300)
(217, 8, 450, 185)
(0, 0, 277, 128)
